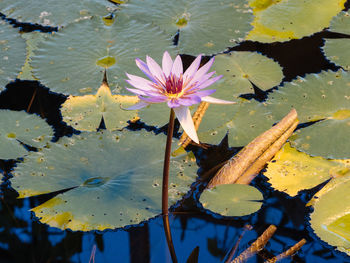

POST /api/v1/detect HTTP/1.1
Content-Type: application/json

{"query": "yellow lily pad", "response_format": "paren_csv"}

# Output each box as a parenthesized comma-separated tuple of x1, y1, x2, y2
(310, 177, 350, 255)
(247, 0, 346, 43)
(264, 143, 350, 196)
(61, 80, 139, 131)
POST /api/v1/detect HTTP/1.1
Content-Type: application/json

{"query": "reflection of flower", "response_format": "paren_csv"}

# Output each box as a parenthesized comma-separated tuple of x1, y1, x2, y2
(126, 51, 234, 143)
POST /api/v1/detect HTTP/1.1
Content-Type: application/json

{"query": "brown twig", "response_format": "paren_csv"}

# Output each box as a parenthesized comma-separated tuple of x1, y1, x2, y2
(264, 239, 306, 263)
(231, 225, 277, 263)
(26, 87, 37, 112)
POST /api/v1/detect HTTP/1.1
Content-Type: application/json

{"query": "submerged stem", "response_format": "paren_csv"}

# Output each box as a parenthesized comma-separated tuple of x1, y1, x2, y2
(162, 215, 178, 263)
(162, 108, 175, 215)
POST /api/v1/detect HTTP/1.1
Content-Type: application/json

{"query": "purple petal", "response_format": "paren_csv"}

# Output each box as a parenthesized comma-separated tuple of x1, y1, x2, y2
(167, 99, 180, 108)
(196, 71, 216, 86)
(127, 101, 150, 110)
(135, 58, 156, 82)
(201, 96, 236, 104)
(126, 73, 155, 91)
(173, 106, 199, 144)
(183, 54, 202, 80)
(177, 95, 201, 106)
(125, 87, 148, 96)
(188, 57, 215, 86)
(139, 95, 168, 103)
(196, 75, 222, 90)
(162, 51, 173, 77)
(171, 55, 183, 77)
(184, 71, 215, 91)
(146, 56, 165, 83)
(193, 89, 216, 98)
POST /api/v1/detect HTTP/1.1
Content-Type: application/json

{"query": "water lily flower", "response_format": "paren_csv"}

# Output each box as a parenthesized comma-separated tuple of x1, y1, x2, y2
(126, 51, 234, 144)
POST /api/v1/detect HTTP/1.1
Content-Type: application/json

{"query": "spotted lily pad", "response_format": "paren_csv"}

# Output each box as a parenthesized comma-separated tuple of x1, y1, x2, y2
(211, 51, 284, 98)
(323, 11, 350, 70)
(61, 81, 139, 131)
(264, 143, 350, 197)
(121, 0, 253, 55)
(0, 0, 117, 27)
(310, 177, 350, 255)
(247, 0, 346, 42)
(0, 110, 53, 160)
(200, 184, 263, 217)
(11, 130, 198, 231)
(31, 16, 175, 95)
(198, 99, 276, 146)
(0, 21, 26, 90)
(267, 70, 350, 159)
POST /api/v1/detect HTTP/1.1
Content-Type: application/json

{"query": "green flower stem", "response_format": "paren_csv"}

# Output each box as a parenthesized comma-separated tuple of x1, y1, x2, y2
(162, 214, 178, 263)
(162, 108, 175, 216)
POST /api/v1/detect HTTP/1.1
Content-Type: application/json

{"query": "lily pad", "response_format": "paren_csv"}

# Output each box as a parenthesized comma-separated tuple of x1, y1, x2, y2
(0, 110, 53, 160)
(200, 184, 263, 217)
(267, 70, 350, 159)
(323, 12, 350, 70)
(121, 0, 253, 55)
(0, 0, 117, 27)
(11, 130, 198, 231)
(198, 99, 277, 146)
(61, 81, 139, 131)
(264, 143, 350, 197)
(31, 16, 175, 95)
(310, 177, 350, 255)
(18, 32, 47, 80)
(290, 118, 350, 159)
(247, 0, 346, 42)
(0, 21, 26, 90)
(211, 51, 284, 98)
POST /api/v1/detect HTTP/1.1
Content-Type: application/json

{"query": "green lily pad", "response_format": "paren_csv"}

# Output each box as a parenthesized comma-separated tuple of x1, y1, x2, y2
(247, 0, 346, 42)
(200, 184, 263, 217)
(0, 21, 26, 90)
(264, 143, 350, 197)
(31, 16, 175, 95)
(310, 177, 350, 255)
(137, 103, 172, 127)
(121, 0, 253, 55)
(323, 12, 350, 70)
(267, 70, 350, 159)
(61, 82, 139, 131)
(290, 118, 350, 159)
(327, 11, 350, 35)
(211, 51, 284, 98)
(198, 99, 277, 146)
(0, 0, 117, 27)
(0, 110, 53, 160)
(18, 32, 47, 80)
(11, 130, 198, 231)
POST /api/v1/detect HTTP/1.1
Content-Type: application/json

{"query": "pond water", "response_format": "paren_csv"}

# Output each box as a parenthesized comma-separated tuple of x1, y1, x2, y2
(1, 1, 350, 263)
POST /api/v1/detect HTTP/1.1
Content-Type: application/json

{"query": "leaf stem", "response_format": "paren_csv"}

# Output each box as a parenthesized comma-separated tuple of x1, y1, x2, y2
(162, 108, 175, 215)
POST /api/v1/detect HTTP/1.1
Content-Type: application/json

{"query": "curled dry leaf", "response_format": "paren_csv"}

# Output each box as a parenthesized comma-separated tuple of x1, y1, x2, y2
(207, 108, 298, 188)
